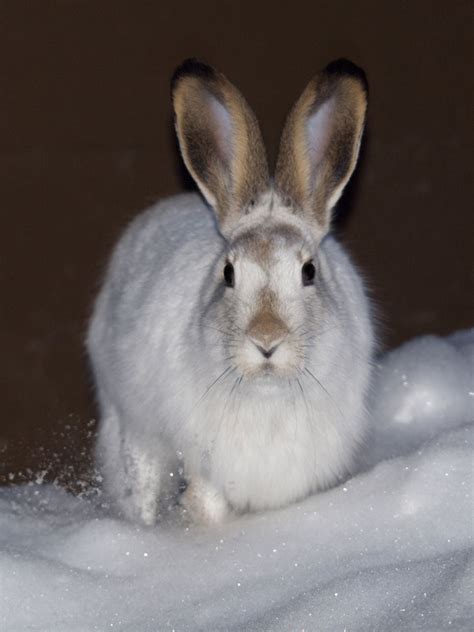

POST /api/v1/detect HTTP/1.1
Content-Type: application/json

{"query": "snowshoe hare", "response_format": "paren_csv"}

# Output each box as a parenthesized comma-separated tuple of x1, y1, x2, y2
(87, 58, 375, 525)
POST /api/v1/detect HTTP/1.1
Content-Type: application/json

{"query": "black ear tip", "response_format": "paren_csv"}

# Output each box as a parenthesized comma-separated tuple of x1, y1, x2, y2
(324, 58, 368, 93)
(171, 58, 217, 92)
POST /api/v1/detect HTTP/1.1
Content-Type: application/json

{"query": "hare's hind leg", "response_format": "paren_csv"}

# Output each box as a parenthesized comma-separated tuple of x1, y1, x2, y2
(95, 408, 123, 507)
(96, 408, 168, 526)
(120, 437, 165, 526)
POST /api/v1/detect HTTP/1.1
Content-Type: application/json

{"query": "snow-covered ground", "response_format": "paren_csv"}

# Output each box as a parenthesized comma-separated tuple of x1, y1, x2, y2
(1, 331, 473, 631)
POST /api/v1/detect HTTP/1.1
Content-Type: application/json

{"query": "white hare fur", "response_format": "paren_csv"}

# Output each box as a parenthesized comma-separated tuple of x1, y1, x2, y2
(87, 59, 375, 525)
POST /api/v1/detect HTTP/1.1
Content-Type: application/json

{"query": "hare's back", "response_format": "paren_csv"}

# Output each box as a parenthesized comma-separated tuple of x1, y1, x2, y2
(89, 193, 223, 365)
(102, 192, 223, 307)
(116, 192, 222, 277)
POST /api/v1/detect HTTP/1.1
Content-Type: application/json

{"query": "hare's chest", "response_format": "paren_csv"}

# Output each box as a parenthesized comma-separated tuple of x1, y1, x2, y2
(203, 398, 322, 511)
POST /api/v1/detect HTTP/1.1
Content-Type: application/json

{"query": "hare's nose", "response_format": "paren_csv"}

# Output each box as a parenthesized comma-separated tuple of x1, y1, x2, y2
(246, 309, 289, 359)
(248, 332, 287, 358)
(254, 343, 280, 359)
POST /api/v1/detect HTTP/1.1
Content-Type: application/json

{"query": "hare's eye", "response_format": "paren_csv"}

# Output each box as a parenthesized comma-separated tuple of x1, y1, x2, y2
(223, 262, 235, 288)
(302, 260, 316, 286)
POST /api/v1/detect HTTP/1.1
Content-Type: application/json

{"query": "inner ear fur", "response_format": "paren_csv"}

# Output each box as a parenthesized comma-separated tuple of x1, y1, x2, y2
(172, 59, 269, 235)
(275, 59, 368, 234)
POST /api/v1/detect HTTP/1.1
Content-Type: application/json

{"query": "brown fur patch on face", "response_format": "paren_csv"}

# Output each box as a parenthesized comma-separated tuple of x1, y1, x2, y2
(172, 60, 269, 235)
(232, 223, 303, 266)
(246, 288, 289, 350)
(275, 59, 367, 233)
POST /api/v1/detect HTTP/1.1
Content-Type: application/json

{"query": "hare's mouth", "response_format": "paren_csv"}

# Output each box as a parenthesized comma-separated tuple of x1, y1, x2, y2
(234, 336, 302, 382)
(245, 362, 296, 381)
(243, 369, 300, 397)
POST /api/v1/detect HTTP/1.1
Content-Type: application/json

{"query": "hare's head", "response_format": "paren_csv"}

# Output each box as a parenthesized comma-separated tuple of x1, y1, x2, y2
(172, 59, 367, 380)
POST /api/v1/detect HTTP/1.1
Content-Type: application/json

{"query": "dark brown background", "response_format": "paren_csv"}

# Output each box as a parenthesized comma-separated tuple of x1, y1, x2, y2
(1, 1, 472, 483)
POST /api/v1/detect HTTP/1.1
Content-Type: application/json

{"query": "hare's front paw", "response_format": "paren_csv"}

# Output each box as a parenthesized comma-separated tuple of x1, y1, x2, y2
(180, 478, 230, 525)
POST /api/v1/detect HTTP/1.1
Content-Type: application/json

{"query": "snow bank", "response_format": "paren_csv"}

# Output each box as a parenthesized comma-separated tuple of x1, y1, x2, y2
(1, 331, 473, 631)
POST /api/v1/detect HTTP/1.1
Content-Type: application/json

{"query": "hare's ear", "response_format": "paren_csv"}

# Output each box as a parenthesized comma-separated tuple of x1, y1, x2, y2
(172, 59, 269, 235)
(275, 59, 368, 236)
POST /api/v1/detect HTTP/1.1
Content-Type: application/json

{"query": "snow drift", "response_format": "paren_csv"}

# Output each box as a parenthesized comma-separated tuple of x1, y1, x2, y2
(1, 330, 473, 631)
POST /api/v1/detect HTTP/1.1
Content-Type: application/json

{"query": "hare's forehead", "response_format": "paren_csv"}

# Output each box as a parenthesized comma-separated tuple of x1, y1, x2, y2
(230, 224, 306, 266)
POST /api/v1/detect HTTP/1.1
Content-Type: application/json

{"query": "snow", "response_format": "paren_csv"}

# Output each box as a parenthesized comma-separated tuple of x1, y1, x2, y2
(1, 330, 473, 631)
